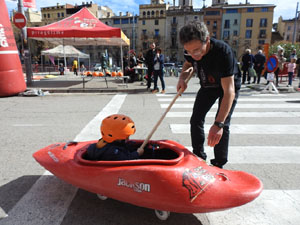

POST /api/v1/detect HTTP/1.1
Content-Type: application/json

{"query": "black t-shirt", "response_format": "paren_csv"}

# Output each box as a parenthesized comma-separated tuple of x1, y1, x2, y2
(184, 38, 241, 90)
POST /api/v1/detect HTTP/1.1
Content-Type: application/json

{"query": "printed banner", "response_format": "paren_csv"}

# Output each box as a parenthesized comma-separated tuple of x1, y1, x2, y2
(23, 0, 36, 9)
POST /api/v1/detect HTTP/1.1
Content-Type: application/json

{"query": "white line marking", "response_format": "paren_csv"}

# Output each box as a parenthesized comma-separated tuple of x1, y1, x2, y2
(158, 98, 300, 102)
(170, 124, 300, 134)
(1, 94, 127, 225)
(166, 111, 300, 118)
(185, 146, 300, 164)
(12, 124, 44, 127)
(202, 190, 300, 225)
(161, 103, 300, 109)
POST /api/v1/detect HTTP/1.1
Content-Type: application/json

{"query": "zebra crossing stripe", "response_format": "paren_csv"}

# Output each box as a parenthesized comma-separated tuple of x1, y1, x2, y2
(158, 98, 300, 102)
(202, 190, 300, 225)
(0, 94, 127, 225)
(170, 124, 300, 134)
(166, 111, 300, 118)
(161, 103, 300, 109)
(185, 146, 300, 164)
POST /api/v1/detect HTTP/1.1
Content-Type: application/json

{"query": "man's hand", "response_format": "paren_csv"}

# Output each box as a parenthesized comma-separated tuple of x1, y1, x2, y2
(176, 78, 187, 93)
(207, 125, 223, 147)
(137, 147, 144, 156)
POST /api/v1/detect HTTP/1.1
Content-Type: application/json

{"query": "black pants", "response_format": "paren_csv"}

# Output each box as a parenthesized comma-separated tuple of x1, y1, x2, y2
(190, 87, 239, 167)
(274, 68, 280, 86)
(242, 68, 250, 83)
(147, 67, 154, 89)
(153, 70, 165, 91)
(254, 67, 263, 84)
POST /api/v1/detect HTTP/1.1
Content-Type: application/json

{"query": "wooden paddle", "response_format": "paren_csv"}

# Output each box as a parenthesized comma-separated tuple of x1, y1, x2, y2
(137, 67, 194, 154)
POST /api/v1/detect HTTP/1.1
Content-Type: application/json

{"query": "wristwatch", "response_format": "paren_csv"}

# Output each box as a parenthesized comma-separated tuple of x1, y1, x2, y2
(214, 121, 225, 128)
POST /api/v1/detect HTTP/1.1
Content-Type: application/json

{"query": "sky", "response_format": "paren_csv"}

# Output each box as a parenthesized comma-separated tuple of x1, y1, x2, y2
(4, 0, 300, 23)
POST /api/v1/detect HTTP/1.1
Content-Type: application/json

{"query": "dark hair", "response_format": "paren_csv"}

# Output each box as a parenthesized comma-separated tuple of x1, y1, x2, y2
(156, 48, 161, 53)
(179, 21, 210, 45)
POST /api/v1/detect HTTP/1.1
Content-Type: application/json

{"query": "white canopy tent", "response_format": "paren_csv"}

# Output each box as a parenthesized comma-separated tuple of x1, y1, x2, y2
(41, 45, 90, 69)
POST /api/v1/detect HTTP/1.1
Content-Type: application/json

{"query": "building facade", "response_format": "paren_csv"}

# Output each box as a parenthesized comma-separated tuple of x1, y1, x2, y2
(41, 3, 74, 25)
(166, 0, 203, 63)
(138, 0, 168, 54)
(277, 16, 300, 43)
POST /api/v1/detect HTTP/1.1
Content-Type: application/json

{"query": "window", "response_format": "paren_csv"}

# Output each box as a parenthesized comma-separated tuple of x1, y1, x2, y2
(245, 30, 252, 39)
(247, 8, 254, 12)
(194, 16, 198, 20)
(260, 18, 267, 27)
(287, 35, 290, 40)
(142, 29, 147, 35)
(234, 19, 238, 25)
(155, 29, 159, 36)
(151, 11, 155, 16)
(206, 11, 220, 15)
(172, 17, 176, 23)
(258, 40, 265, 45)
(223, 30, 230, 40)
(121, 18, 129, 24)
(212, 32, 217, 38)
(261, 7, 268, 12)
(57, 13, 60, 17)
(143, 11, 146, 16)
(61, 12, 64, 17)
(259, 29, 266, 38)
(160, 10, 164, 15)
(224, 20, 230, 29)
(213, 21, 217, 29)
(113, 19, 120, 24)
(206, 21, 210, 25)
(246, 19, 253, 27)
(155, 20, 159, 25)
(147, 11, 150, 16)
(43, 14, 46, 18)
(233, 30, 238, 36)
(142, 20, 145, 25)
(226, 9, 238, 13)
(47, 13, 50, 18)
(288, 26, 291, 31)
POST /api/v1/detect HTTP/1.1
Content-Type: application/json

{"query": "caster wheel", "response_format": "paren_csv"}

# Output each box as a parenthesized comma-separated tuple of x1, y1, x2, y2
(154, 210, 170, 220)
(97, 194, 108, 200)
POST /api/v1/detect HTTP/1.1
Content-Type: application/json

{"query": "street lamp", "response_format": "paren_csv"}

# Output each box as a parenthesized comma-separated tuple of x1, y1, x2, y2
(17, 0, 33, 85)
(292, 2, 300, 44)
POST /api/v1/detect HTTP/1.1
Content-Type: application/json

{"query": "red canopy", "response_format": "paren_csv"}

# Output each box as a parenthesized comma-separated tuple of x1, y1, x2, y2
(27, 8, 129, 46)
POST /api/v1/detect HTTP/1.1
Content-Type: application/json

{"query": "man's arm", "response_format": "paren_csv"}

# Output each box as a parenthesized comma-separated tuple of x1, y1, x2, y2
(176, 61, 193, 93)
(207, 75, 235, 147)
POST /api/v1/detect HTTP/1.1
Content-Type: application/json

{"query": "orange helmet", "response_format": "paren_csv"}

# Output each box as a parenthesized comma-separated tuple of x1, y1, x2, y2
(101, 114, 136, 143)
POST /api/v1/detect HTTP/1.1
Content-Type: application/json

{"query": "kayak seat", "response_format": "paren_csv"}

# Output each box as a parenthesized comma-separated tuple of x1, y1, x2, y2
(76, 141, 185, 166)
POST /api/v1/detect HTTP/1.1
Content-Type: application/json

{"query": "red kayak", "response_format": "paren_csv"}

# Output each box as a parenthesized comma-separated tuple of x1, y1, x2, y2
(33, 139, 263, 220)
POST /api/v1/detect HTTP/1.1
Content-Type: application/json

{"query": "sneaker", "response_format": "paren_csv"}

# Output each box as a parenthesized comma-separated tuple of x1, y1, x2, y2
(152, 89, 158, 93)
(161, 90, 165, 94)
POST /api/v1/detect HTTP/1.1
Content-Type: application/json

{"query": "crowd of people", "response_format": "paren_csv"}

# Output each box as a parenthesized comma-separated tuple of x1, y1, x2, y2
(241, 46, 300, 88)
(123, 43, 166, 93)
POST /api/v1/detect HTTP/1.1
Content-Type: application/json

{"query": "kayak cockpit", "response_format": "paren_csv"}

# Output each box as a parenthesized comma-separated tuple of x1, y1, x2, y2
(75, 141, 185, 166)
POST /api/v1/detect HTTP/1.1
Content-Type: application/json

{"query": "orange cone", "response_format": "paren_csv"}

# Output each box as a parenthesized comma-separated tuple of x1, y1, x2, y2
(0, 1, 26, 96)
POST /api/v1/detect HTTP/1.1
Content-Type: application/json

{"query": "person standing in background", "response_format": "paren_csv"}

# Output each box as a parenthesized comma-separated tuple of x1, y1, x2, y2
(152, 48, 165, 94)
(73, 59, 78, 76)
(145, 43, 156, 91)
(254, 50, 266, 84)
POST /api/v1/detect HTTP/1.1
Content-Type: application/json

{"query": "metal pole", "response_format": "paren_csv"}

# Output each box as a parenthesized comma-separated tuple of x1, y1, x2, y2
(293, 2, 299, 44)
(18, 0, 32, 85)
